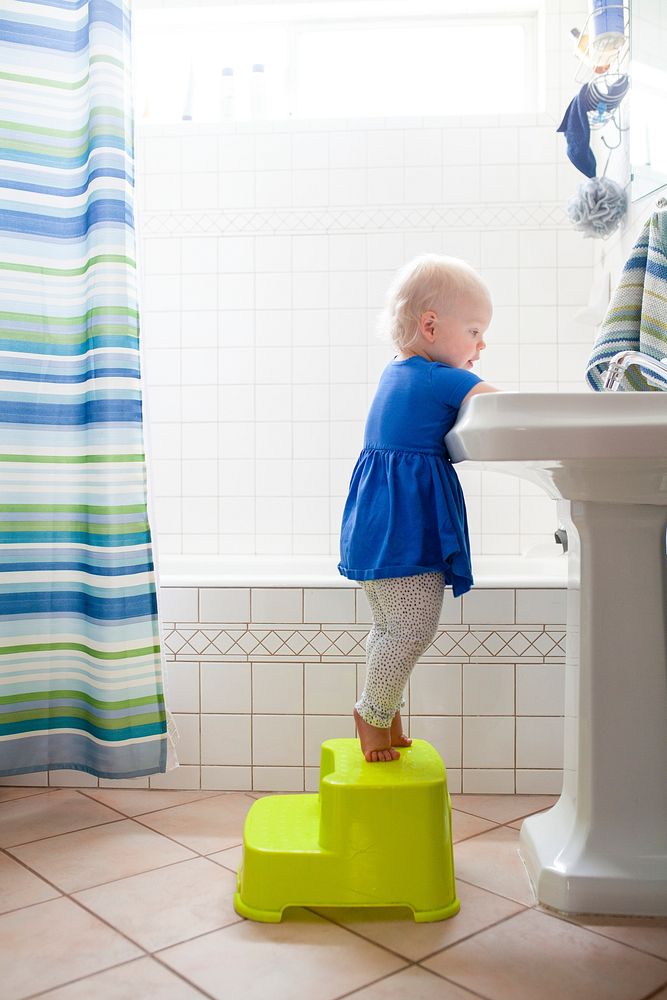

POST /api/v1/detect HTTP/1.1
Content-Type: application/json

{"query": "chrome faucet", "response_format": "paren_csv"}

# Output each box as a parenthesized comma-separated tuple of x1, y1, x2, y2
(603, 350, 667, 391)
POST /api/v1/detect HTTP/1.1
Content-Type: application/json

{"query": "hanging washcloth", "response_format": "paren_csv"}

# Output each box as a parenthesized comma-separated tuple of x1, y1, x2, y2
(586, 201, 667, 389)
(557, 84, 597, 178)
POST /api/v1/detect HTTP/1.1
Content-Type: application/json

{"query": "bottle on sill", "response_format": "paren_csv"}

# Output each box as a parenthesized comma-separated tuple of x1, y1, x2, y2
(250, 63, 267, 120)
(221, 66, 234, 121)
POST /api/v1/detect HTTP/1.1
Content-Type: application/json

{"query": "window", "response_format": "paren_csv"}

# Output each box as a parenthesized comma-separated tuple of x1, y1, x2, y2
(133, 2, 538, 123)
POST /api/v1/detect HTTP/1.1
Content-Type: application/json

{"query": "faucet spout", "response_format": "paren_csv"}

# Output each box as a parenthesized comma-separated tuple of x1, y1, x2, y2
(603, 350, 667, 391)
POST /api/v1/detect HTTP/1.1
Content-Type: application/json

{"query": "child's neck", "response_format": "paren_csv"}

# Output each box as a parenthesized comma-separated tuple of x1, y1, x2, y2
(396, 348, 433, 362)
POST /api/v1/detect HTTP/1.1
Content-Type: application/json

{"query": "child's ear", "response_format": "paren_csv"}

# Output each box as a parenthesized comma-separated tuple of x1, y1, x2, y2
(419, 311, 437, 341)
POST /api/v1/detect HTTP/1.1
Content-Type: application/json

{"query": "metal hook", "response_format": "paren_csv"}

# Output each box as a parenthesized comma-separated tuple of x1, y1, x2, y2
(600, 108, 628, 151)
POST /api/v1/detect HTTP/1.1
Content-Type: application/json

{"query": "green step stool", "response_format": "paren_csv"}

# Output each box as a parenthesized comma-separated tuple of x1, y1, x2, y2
(234, 738, 460, 923)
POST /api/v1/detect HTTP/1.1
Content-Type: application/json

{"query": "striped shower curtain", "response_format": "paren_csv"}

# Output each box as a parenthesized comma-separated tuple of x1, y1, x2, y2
(0, 1, 175, 778)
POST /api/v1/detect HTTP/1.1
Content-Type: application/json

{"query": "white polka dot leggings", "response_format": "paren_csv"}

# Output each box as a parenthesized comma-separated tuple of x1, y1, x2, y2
(356, 572, 445, 729)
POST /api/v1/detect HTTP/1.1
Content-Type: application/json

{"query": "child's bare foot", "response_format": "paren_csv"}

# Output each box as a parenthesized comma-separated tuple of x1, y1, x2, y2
(391, 711, 412, 748)
(353, 708, 400, 762)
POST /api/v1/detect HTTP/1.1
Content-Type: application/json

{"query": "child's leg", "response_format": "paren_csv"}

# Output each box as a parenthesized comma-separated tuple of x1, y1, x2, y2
(355, 572, 445, 760)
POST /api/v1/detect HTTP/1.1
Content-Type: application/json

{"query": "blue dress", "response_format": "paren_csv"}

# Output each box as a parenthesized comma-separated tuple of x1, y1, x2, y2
(338, 356, 481, 598)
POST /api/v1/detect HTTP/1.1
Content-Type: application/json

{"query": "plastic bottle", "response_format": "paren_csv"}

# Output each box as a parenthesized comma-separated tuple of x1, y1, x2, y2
(250, 63, 267, 120)
(221, 67, 234, 120)
(182, 60, 194, 121)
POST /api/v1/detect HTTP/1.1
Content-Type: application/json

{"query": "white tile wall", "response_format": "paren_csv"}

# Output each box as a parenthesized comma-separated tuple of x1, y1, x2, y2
(137, 0, 595, 560)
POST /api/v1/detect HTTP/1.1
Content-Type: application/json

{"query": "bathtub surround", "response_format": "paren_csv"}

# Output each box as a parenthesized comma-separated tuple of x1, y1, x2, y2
(0, 1, 173, 779)
(1, 563, 567, 794)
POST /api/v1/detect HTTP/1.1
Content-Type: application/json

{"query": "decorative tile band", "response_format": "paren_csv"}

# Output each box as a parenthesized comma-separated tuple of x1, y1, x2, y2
(139, 202, 569, 238)
(163, 625, 567, 662)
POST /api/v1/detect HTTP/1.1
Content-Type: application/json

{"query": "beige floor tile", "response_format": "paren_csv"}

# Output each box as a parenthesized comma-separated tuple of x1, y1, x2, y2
(158, 908, 407, 1000)
(0, 896, 141, 1000)
(208, 844, 243, 873)
(79, 787, 225, 817)
(0, 788, 50, 803)
(451, 808, 497, 843)
(508, 810, 550, 830)
(564, 912, 667, 961)
(0, 788, 123, 848)
(0, 853, 61, 913)
(136, 792, 252, 854)
(453, 826, 535, 906)
(37, 957, 206, 999)
(315, 879, 525, 962)
(8, 818, 195, 892)
(422, 908, 667, 1000)
(648, 988, 667, 999)
(73, 857, 241, 951)
(450, 794, 558, 825)
(344, 965, 479, 999)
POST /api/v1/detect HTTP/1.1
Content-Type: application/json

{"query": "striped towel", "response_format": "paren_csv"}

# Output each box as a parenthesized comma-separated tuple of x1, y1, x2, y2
(586, 201, 667, 390)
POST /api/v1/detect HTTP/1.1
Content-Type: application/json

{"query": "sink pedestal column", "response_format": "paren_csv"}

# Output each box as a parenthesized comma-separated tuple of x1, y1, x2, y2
(519, 499, 667, 915)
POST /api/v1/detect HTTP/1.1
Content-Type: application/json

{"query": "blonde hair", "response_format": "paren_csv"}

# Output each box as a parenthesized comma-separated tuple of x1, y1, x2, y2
(378, 254, 490, 351)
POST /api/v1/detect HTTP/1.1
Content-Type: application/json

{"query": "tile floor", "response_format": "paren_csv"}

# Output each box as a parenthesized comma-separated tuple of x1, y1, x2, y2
(1, 786, 666, 1000)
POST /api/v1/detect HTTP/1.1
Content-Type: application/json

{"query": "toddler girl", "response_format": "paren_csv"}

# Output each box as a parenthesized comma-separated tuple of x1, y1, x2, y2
(338, 254, 498, 762)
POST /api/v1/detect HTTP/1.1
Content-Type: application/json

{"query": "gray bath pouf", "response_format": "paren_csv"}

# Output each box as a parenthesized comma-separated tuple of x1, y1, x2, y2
(567, 176, 628, 238)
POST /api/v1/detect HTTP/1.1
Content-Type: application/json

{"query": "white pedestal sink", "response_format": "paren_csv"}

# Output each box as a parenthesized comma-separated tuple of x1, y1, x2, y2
(445, 393, 667, 916)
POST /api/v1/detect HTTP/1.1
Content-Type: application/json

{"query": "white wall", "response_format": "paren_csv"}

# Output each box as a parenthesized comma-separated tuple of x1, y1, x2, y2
(137, 0, 597, 560)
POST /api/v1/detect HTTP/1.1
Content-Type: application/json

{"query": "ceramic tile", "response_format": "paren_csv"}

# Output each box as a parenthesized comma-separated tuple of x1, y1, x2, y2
(453, 827, 535, 906)
(252, 766, 304, 791)
(303, 588, 356, 623)
(508, 808, 551, 830)
(514, 770, 563, 795)
(0, 896, 141, 1000)
(79, 787, 224, 817)
(451, 808, 498, 843)
(345, 965, 479, 999)
(462, 589, 515, 624)
(516, 717, 564, 769)
(163, 661, 199, 713)
(450, 794, 558, 824)
(462, 717, 515, 769)
(201, 661, 252, 713)
(462, 769, 516, 794)
(410, 663, 462, 715)
(201, 714, 252, 766)
(251, 588, 302, 623)
(253, 714, 303, 766)
(252, 662, 303, 714)
(0, 787, 49, 802)
(208, 843, 244, 872)
(149, 765, 202, 790)
(515, 589, 566, 625)
(305, 662, 357, 714)
(201, 766, 252, 790)
(200, 588, 250, 622)
(158, 908, 407, 1000)
(8, 818, 195, 893)
(36, 956, 205, 999)
(564, 913, 667, 962)
(316, 879, 524, 963)
(135, 791, 252, 854)
(422, 908, 667, 1000)
(73, 857, 240, 951)
(160, 588, 198, 621)
(0, 853, 61, 914)
(0, 789, 124, 848)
